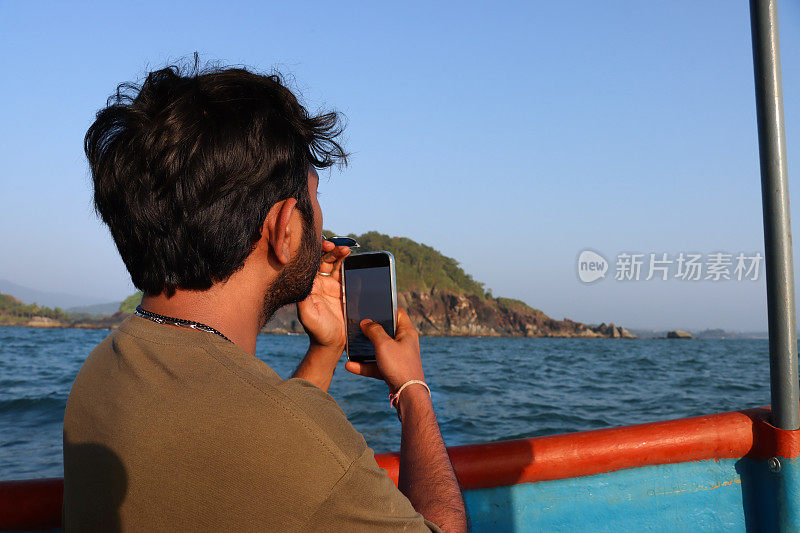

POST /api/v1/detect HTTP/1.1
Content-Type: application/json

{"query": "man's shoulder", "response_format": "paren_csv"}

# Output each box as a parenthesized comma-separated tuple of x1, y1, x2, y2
(74, 316, 368, 467)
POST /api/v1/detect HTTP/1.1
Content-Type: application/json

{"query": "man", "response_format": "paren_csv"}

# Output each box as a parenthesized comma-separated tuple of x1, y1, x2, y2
(63, 63, 468, 532)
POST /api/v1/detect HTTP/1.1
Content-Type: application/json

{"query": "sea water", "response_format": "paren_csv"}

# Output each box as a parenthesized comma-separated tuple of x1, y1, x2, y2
(0, 326, 773, 480)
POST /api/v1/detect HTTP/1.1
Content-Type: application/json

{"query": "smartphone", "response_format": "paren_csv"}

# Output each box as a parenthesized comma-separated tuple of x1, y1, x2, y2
(342, 251, 398, 363)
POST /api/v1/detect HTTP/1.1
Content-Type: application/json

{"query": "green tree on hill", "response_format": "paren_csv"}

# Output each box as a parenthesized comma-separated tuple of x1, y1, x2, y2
(0, 293, 70, 323)
(343, 231, 489, 298)
(119, 292, 143, 314)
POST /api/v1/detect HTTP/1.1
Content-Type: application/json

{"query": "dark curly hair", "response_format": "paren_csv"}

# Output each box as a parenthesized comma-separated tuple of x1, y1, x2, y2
(85, 60, 347, 296)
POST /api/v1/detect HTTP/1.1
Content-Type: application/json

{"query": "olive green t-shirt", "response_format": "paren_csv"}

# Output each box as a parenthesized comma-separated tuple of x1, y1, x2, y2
(63, 315, 441, 532)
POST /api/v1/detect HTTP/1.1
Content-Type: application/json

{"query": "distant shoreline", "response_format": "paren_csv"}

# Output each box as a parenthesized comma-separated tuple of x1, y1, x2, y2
(0, 321, 771, 340)
(0, 320, 639, 338)
(0, 321, 114, 331)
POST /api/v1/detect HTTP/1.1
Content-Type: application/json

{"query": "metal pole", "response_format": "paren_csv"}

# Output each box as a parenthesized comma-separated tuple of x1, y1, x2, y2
(749, 0, 799, 431)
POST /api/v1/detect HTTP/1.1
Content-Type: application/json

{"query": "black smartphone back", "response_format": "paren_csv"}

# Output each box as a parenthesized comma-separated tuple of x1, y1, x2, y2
(342, 251, 397, 363)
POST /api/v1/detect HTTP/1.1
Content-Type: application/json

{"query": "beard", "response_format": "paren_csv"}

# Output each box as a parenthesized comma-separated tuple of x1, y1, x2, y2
(259, 215, 321, 328)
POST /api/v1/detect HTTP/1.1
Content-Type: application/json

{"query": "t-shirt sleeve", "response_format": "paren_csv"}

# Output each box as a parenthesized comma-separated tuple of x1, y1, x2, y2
(302, 447, 444, 533)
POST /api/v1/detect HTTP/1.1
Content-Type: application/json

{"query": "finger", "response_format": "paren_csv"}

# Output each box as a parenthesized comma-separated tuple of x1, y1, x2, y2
(328, 246, 351, 282)
(344, 361, 383, 380)
(394, 308, 419, 339)
(330, 245, 350, 261)
(322, 245, 349, 264)
(318, 246, 350, 275)
(321, 239, 335, 253)
(360, 319, 393, 347)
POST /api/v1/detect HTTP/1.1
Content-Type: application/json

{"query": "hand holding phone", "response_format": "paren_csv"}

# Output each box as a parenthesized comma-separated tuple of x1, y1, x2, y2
(343, 251, 426, 392)
(345, 308, 426, 393)
(342, 252, 398, 363)
(295, 239, 351, 351)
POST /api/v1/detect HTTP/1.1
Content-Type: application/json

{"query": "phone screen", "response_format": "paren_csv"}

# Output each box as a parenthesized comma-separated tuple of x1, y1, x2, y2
(344, 253, 396, 362)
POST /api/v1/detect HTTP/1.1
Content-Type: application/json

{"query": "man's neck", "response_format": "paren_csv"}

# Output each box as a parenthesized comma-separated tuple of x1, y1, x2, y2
(140, 283, 264, 355)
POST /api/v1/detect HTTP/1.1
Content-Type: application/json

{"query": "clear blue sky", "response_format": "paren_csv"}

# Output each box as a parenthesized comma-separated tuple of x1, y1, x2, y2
(1, 0, 798, 331)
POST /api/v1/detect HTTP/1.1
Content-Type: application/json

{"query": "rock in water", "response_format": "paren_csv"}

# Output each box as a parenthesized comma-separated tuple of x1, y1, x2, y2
(666, 330, 692, 339)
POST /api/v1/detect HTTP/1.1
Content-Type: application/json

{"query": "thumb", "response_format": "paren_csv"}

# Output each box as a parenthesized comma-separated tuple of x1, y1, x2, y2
(360, 318, 392, 346)
(344, 361, 383, 380)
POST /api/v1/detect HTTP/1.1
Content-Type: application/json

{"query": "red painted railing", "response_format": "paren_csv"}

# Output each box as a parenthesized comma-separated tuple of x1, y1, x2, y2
(376, 406, 799, 489)
(0, 478, 62, 531)
(2, 407, 798, 531)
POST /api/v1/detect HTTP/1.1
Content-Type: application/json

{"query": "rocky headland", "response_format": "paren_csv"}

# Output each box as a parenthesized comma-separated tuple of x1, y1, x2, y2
(263, 291, 634, 338)
(263, 231, 634, 338)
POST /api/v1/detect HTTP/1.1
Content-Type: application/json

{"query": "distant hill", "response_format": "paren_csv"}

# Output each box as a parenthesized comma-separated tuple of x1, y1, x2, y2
(119, 293, 142, 314)
(0, 293, 69, 326)
(692, 328, 769, 339)
(66, 301, 122, 317)
(629, 328, 770, 339)
(0, 279, 102, 309)
(0, 291, 126, 329)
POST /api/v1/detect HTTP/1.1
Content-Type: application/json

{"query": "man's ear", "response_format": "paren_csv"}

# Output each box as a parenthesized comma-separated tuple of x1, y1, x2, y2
(264, 198, 298, 265)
